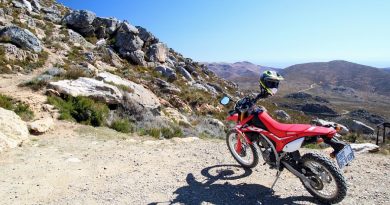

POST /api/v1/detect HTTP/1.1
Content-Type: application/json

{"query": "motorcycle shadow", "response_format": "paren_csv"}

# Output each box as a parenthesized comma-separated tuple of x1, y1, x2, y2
(150, 164, 319, 205)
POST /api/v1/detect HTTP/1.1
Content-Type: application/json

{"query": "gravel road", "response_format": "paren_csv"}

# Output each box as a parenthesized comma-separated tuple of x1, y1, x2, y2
(0, 121, 389, 205)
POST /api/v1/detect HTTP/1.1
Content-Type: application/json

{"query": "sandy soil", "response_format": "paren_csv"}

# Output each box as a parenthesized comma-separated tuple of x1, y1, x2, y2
(0, 121, 389, 205)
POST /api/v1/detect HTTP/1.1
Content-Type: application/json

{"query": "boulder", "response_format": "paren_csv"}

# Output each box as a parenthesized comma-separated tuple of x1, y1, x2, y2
(350, 109, 385, 125)
(0, 26, 42, 52)
(169, 95, 192, 113)
(177, 66, 193, 81)
(136, 26, 158, 46)
(146, 43, 168, 63)
(0, 43, 38, 62)
(314, 96, 329, 103)
(191, 82, 208, 92)
(92, 17, 119, 39)
(115, 22, 143, 56)
(154, 78, 181, 94)
(274, 110, 291, 121)
(206, 83, 223, 93)
(184, 64, 196, 74)
(67, 29, 94, 48)
(350, 120, 375, 135)
(41, 6, 62, 23)
(30, 0, 41, 12)
(162, 107, 190, 127)
(286, 92, 312, 99)
(301, 103, 337, 115)
(12, 0, 32, 12)
(128, 50, 146, 66)
(0, 108, 29, 152)
(203, 84, 218, 96)
(28, 118, 54, 134)
(48, 78, 123, 104)
(350, 143, 379, 153)
(97, 72, 161, 109)
(63, 10, 96, 36)
(116, 21, 138, 34)
(196, 118, 226, 139)
(155, 65, 177, 82)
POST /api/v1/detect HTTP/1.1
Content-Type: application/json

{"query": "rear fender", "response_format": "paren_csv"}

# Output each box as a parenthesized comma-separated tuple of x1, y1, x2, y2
(323, 137, 347, 156)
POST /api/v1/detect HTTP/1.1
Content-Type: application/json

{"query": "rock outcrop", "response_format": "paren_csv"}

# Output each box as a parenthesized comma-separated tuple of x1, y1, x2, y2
(63, 10, 96, 36)
(155, 65, 177, 82)
(28, 118, 54, 134)
(0, 26, 42, 52)
(146, 43, 168, 63)
(350, 120, 375, 135)
(0, 108, 29, 152)
(301, 103, 337, 115)
(351, 143, 379, 153)
(274, 110, 291, 121)
(92, 17, 119, 39)
(48, 78, 123, 104)
(97, 72, 161, 109)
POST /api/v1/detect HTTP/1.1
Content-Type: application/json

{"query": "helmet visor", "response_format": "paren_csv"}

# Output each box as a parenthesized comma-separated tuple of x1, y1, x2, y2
(264, 80, 279, 89)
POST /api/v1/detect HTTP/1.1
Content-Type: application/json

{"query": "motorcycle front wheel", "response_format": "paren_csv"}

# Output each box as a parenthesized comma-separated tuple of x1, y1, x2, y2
(300, 152, 347, 204)
(226, 130, 259, 169)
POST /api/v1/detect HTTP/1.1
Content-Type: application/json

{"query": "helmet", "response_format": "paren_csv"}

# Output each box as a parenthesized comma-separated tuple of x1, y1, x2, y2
(259, 70, 284, 95)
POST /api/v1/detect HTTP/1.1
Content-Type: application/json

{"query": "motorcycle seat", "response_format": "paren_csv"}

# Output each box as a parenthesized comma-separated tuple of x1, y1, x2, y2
(259, 112, 335, 138)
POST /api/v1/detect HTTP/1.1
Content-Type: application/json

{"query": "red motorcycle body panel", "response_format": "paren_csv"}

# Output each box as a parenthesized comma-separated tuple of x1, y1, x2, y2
(233, 111, 336, 152)
(226, 113, 239, 122)
(258, 112, 336, 138)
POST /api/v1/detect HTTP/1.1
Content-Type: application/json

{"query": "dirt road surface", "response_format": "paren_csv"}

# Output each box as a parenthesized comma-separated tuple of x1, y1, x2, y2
(0, 121, 389, 205)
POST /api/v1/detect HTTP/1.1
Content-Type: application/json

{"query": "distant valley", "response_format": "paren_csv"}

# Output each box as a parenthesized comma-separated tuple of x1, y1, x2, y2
(207, 60, 390, 125)
(205, 61, 280, 89)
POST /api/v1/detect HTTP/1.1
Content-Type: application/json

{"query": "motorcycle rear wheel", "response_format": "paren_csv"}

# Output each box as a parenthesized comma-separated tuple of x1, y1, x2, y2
(300, 152, 347, 204)
(226, 130, 259, 168)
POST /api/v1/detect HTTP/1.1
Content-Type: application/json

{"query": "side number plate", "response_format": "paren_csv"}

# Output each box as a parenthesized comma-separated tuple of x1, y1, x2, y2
(336, 144, 355, 169)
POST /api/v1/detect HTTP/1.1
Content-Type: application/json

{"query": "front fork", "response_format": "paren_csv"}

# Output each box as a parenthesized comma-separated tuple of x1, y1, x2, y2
(234, 129, 252, 154)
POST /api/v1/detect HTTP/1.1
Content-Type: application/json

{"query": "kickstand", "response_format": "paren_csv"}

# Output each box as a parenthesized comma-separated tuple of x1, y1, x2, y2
(270, 170, 282, 191)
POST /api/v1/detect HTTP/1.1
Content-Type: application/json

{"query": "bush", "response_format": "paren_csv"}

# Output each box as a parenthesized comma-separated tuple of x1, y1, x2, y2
(140, 125, 183, 139)
(47, 96, 109, 127)
(111, 119, 134, 133)
(0, 94, 34, 121)
(21, 78, 49, 91)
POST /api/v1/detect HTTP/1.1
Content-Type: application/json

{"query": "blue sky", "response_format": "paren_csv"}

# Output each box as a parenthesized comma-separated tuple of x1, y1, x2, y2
(58, 0, 390, 68)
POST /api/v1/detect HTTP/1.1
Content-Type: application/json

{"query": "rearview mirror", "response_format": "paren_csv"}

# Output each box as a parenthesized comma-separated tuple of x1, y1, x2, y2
(220, 96, 230, 105)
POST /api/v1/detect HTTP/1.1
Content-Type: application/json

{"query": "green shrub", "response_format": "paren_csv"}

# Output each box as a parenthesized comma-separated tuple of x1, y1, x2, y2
(47, 96, 109, 127)
(0, 94, 34, 121)
(64, 68, 89, 79)
(14, 103, 35, 121)
(21, 78, 49, 91)
(111, 119, 134, 133)
(140, 125, 184, 139)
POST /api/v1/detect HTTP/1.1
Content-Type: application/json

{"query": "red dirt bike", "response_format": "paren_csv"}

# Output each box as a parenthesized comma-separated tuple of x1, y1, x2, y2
(220, 96, 354, 204)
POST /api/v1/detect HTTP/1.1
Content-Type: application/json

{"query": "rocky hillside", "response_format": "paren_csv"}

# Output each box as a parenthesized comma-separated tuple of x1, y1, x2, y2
(205, 61, 280, 89)
(281, 60, 390, 96)
(0, 0, 239, 152)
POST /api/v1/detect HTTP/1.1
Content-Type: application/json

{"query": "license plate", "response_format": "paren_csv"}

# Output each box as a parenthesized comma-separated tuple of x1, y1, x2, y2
(336, 144, 355, 169)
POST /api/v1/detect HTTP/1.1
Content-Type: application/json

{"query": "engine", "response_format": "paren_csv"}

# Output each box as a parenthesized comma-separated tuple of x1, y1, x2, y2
(258, 136, 276, 166)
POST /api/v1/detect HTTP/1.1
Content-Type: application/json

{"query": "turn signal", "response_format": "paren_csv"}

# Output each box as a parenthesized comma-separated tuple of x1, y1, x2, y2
(335, 124, 341, 132)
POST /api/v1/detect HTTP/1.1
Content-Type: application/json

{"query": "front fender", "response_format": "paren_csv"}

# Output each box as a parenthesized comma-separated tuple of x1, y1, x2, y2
(226, 113, 239, 122)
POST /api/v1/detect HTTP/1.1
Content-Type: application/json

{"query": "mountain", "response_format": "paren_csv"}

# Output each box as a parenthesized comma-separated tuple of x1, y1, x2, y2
(0, 0, 239, 152)
(383, 68, 390, 73)
(205, 61, 280, 89)
(281, 60, 390, 96)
